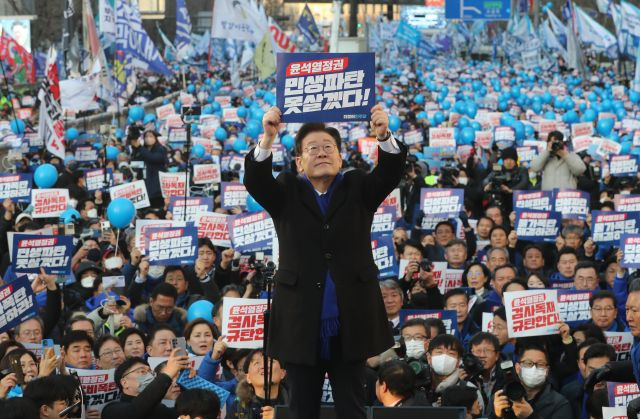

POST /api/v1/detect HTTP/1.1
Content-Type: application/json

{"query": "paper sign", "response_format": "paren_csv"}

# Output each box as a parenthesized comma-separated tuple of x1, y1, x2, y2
(516, 146, 537, 164)
(476, 131, 492, 149)
(381, 188, 402, 219)
(228, 211, 276, 253)
(67, 368, 119, 412)
(0, 173, 32, 202)
(494, 126, 515, 148)
(620, 234, 640, 268)
(557, 290, 592, 327)
(371, 235, 397, 278)
(602, 406, 627, 419)
(85, 168, 111, 192)
(194, 212, 231, 247)
(110, 180, 150, 209)
(75, 146, 99, 162)
(12, 234, 73, 275)
(597, 138, 622, 157)
(609, 155, 639, 177)
(504, 289, 561, 338)
(553, 189, 590, 220)
(193, 162, 221, 185)
(607, 382, 640, 407)
(429, 128, 456, 147)
(0, 277, 37, 334)
(572, 135, 595, 153)
(399, 309, 457, 335)
(221, 297, 267, 348)
(404, 129, 423, 145)
(168, 196, 213, 222)
(145, 225, 198, 266)
(159, 172, 188, 198)
(482, 312, 493, 332)
(31, 189, 69, 218)
(135, 220, 183, 256)
(156, 103, 175, 120)
(277, 53, 375, 123)
(605, 332, 633, 361)
(513, 190, 553, 212)
(371, 206, 396, 236)
(421, 188, 463, 219)
(614, 194, 640, 212)
(571, 122, 594, 138)
(168, 127, 187, 143)
(514, 210, 562, 242)
(592, 211, 640, 246)
(221, 182, 249, 209)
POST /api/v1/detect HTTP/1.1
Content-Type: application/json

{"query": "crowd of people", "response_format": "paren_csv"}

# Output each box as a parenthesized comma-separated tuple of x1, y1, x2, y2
(0, 51, 640, 419)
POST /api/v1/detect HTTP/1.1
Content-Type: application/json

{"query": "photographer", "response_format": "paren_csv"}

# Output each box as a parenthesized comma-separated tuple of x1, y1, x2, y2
(398, 240, 444, 309)
(375, 360, 418, 407)
(130, 129, 169, 209)
(400, 154, 427, 228)
(103, 348, 191, 419)
(530, 131, 586, 191)
(491, 342, 571, 419)
(482, 148, 528, 214)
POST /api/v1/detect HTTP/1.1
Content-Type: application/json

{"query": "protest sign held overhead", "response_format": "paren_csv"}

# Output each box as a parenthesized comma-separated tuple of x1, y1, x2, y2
(504, 289, 561, 338)
(194, 212, 231, 247)
(513, 190, 553, 212)
(110, 180, 150, 209)
(592, 211, 640, 246)
(31, 189, 69, 218)
(514, 210, 562, 242)
(168, 196, 213, 222)
(420, 188, 463, 219)
(399, 309, 457, 335)
(221, 182, 249, 210)
(67, 368, 120, 412)
(556, 290, 592, 327)
(0, 173, 31, 202)
(276, 53, 375, 123)
(12, 234, 73, 275)
(228, 211, 276, 254)
(371, 235, 397, 279)
(553, 189, 590, 220)
(0, 277, 37, 334)
(222, 297, 268, 349)
(145, 225, 198, 265)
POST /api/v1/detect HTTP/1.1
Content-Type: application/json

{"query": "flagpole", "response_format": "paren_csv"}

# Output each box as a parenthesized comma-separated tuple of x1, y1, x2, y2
(0, 58, 21, 133)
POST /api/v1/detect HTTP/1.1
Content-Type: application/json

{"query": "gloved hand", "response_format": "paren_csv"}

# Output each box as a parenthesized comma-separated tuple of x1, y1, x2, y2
(583, 364, 612, 394)
(458, 210, 470, 228)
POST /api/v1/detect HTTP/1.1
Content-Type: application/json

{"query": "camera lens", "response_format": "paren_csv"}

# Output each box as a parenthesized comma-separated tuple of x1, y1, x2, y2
(504, 380, 526, 401)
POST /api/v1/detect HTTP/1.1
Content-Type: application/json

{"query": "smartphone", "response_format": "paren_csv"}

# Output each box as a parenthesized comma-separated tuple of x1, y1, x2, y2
(101, 221, 111, 236)
(42, 338, 60, 358)
(172, 337, 188, 357)
(9, 357, 24, 385)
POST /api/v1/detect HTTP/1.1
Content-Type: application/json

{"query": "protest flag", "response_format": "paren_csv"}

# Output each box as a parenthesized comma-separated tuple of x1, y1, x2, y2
(297, 4, 320, 45)
(37, 47, 66, 160)
(175, 0, 193, 61)
(211, 0, 268, 43)
(0, 29, 35, 84)
(255, 32, 276, 80)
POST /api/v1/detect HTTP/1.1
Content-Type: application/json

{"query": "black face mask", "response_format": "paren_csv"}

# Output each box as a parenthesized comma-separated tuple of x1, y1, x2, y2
(411, 292, 429, 307)
(87, 248, 102, 263)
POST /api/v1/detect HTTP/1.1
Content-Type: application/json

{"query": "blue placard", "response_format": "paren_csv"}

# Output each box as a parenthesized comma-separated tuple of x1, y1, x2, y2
(228, 211, 276, 254)
(620, 234, 640, 268)
(420, 188, 464, 219)
(609, 155, 639, 177)
(145, 225, 198, 266)
(169, 196, 213, 222)
(557, 290, 593, 327)
(514, 210, 562, 242)
(553, 189, 590, 220)
(12, 234, 74, 275)
(0, 173, 32, 203)
(276, 52, 375, 123)
(371, 206, 396, 236)
(0, 277, 37, 334)
(513, 190, 553, 212)
(371, 234, 397, 279)
(445, 0, 511, 20)
(399, 309, 458, 335)
(592, 211, 640, 246)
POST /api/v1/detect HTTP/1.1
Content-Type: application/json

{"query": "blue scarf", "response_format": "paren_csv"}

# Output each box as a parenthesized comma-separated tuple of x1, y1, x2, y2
(303, 173, 343, 360)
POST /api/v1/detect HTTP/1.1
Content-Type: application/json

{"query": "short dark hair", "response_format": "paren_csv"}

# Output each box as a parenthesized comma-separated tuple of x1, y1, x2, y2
(0, 348, 37, 372)
(184, 318, 215, 341)
(522, 244, 544, 258)
(470, 332, 500, 352)
(583, 343, 616, 364)
(493, 306, 507, 322)
(590, 290, 617, 308)
(23, 375, 78, 410)
(444, 288, 469, 304)
(516, 340, 549, 362)
(428, 334, 463, 357)
(94, 335, 122, 358)
(435, 221, 455, 234)
(176, 389, 221, 419)
(572, 322, 606, 343)
(400, 318, 429, 338)
(462, 262, 491, 288)
(445, 239, 467, 250)
(502, 279, 528, 293)
(377, 360, 415, 399)
(151, 282, 178, 301)
(164, 265, 186, 279)
(548, 130, 564, 142)
(478, 216, 495, 227)
(197, 237, 215, 252)
(399, 239, 424, 255)
(0, 397, 39, 419)
(424, 318, 446, 336)
(525, 272, 549, 288)
(294, 122, 341, 156)
(114, 357, 149, 391)
(62, 330, 93, 351)
(118, 327, 147, 349)
(65, 315, 94, 335)
(489, 225, 508, 238)
(441, 384, 478, 410)
(494, 263, 518, 279)
(147, 324, 177, 346)
(557, 247, 578, 261)
(574, 261, 598, 277)
(242, 349, 281, 374)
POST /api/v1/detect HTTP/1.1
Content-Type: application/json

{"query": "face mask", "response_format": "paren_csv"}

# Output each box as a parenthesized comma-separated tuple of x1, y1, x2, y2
(405, 340, 425, 359)
(68, 199, 78, 209)
(87, 248, 102, 262)
(104, 256, 123, 271)
(458, 177, 468, 185)
(137, 373, 155, 393)
(86, 209, 98, 219)
(81, 276, 96, 288)
(621, 190, 631, 195)
(519, 366, 547, 388)
(148, 265, 165, 279)
(430, 354, 458, 376)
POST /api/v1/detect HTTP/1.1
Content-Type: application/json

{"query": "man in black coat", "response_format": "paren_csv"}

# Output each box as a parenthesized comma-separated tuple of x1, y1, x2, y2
(244, 104, 407, 419)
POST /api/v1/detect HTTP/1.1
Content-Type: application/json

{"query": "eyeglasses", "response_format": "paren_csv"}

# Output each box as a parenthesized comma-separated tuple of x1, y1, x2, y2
(520, 360, 548, 369)
(303, 143, 337, 155)
(472, 348, 497, 355)
(467, 272, 484, 278)
(153, 305, 174, 314)
(402, 334, 427, 342)
(592, 306, 615, 313)
(99, 348, 124, 359)
(20, 329, 42, 338)
(122, 366, 153, 379)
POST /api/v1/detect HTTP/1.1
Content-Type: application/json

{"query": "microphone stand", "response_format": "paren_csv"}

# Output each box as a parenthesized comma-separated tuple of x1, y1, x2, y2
(180, 105, 197, 220)
(262, 262, 276, 407)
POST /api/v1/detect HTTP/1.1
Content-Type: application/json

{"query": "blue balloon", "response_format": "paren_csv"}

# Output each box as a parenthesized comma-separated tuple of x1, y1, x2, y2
(544, 111, 556, 120)
(115, 128, 124, 139)
(471, 121, 482, 131)
(128, 106, 144, 122)
(385, 98, 394, 108)
(597, 118, 615, 137)
(187, 300, 214, 322)
(458, 117, 470, 128)
(500, 114, 515, 127)
(434, 111, 445, 125)
(211, 102, 221, 112)
(107, 198, 136, 229)
(582, 109, 597, 122)
(251, 107, 265, 121)
(417, 111, 428, 120)
(281, 134, 294, 151)
(233, 138, 247, 152)
(245, 120, 261, 139)
(630, 90, 640, 104)
(616, 108, 627, 120)
(263, 92, 276, 105)
(202, 105, 214, 115)
(65, 127, 79, 141)
(466, 103, 478, 119)
(414, 94, 425, 105)
(174, 101, 182, 113)
(143, 113, 156, 125)
(34, 164, 58, 188)
(60, 208, 81, 225)
(215, 127, 228, 141)
(246, 194, 264, 212)
(187, 84, 195, 94)
(10, 119, 25, 135)
(237, 107, 248, 118)
(442, 100, 451, 110)
(513, 121, 525, 141)
(621, 140, 632, 154)
(563, 110, 578, 124)
(588, 92, 598, 102)
(542, 92, 553, 104)
(525, 124, 535, 138)
(388, 115, 401, 132)
(106, 146, 119, 161)
(532, 102, 542, 114)
(192, 144, 205, 158)
(460, 127, 475, 145)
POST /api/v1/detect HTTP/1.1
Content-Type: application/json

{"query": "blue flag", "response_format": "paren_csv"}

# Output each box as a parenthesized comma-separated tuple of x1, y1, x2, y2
(297, 4, 320, 44)
(115, 0, 171, 77)
(175, 0, 193, 61)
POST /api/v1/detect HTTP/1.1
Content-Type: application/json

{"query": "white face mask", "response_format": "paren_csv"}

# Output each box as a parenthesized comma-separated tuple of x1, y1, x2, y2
(519, 366, 547, 388)
(81, 276, 96, 288)
(68, 199, 78, 209)
(458, 177, 469, 185)
(148, 265, 165, 279)
(430, 354, 458, 376)
(405, 340, 425, 359)
(104, 256, 123, 271)
(86, 208, 98, 219)
(137, 373, 155, 392)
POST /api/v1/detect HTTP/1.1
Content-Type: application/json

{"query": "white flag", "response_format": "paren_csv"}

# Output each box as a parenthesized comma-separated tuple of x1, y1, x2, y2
(37, 47, 66, 160)
(211, 0, 268, 43)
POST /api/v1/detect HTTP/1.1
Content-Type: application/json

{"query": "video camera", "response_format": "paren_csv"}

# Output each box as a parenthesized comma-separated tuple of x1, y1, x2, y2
(500, 360, 526, 418)
(439, 158, 459, 187)
(247, 253, 276, 295)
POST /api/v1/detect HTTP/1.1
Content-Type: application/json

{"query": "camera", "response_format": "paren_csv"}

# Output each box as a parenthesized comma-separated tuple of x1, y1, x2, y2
(405, 154, 421, 178)
(419, 258, 431, 272)
(501, 359, 526, 402)
(550, 139, 564, 154)
(462, 352, 484, 382)
(247, 253, 276, 295)
(407, 356, 432, 391)
(181, 104, 202, 118)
